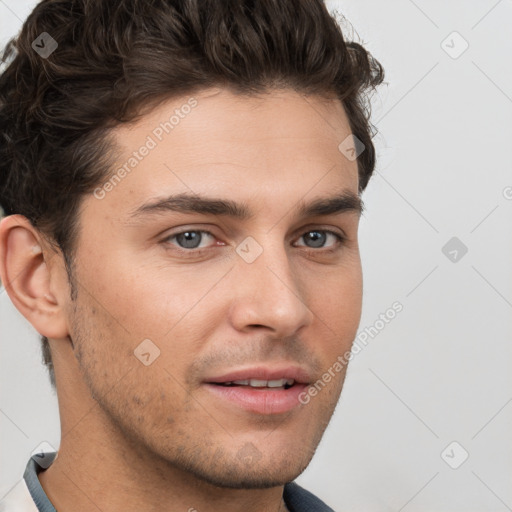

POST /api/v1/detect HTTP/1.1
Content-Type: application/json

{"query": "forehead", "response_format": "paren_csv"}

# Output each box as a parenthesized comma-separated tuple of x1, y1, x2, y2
(92, 87, 359, 219)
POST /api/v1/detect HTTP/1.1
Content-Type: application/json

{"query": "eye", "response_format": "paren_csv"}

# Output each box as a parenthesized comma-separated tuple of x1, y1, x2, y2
(163, 230, 216, 250)
(161, 227, 345, 256)
(295, 230, 345, 250)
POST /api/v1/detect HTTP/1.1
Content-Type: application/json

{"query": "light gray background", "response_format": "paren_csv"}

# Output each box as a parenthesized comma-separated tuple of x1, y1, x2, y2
(1, 1, 511, 510)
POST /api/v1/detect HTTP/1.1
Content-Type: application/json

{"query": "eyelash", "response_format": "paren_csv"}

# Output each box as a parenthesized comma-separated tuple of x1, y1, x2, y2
(161, 228, 346, 257)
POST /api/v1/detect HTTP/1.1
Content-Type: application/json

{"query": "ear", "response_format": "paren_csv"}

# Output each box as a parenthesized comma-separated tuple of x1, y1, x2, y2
(0, 214, 70, 340)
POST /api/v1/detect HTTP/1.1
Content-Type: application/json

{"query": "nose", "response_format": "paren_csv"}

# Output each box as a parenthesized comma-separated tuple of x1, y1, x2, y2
(227, 237, 314, 337)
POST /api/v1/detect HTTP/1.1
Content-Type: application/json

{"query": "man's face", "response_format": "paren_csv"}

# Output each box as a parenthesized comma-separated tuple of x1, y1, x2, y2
(61, 87, 363, 488)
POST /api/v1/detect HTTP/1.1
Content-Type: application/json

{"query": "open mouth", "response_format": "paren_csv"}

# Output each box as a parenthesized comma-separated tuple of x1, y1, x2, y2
(203, 366, 311, 414)
(205, 377, 308, 414)
(212, 378, 296, 390)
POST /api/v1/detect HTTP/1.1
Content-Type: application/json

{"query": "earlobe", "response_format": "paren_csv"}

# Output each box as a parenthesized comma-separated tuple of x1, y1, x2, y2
(0, 214, 70, 340)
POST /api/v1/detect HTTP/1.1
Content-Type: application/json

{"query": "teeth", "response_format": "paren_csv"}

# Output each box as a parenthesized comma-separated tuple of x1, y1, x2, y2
(249, 379, 268, 387)
(266, 379, 289, 388)
(228, 378, 295, 388)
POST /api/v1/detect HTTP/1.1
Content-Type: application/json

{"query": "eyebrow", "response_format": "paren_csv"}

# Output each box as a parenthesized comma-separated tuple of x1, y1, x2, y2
(127, 190, 364, 221)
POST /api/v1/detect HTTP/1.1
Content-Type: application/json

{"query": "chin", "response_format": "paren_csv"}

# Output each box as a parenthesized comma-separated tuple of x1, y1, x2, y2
(163, 446, 313, 490)
(188, 463, 308, 490)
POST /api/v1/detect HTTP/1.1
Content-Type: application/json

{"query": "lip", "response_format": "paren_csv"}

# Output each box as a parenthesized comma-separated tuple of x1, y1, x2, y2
(203, 365, 312, 415)
(203, 382, 309, 414)
(204, 365, 312, 385)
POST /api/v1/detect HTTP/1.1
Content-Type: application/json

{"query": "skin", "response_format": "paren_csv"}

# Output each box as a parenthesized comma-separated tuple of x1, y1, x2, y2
(0, 87, 363, 512)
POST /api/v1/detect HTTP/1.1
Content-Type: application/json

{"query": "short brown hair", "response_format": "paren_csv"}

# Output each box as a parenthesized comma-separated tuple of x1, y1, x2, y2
(0, 0, 384, 388)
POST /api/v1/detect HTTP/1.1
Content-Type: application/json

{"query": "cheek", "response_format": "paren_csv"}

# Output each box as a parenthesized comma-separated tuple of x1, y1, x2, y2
(309, 263, 363, 351)
(78, 250, 190, 339)
(70, 290, 189, 416)
(310, 259, 363, 313)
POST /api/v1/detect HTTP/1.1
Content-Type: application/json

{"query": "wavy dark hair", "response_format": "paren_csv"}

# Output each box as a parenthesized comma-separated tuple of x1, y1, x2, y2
(0, 0, 384, 389)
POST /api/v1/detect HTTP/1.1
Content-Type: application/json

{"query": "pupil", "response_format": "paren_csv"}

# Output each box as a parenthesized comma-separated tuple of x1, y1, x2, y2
(177, 231, 201, 249)
(306, 231, 325, 248)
